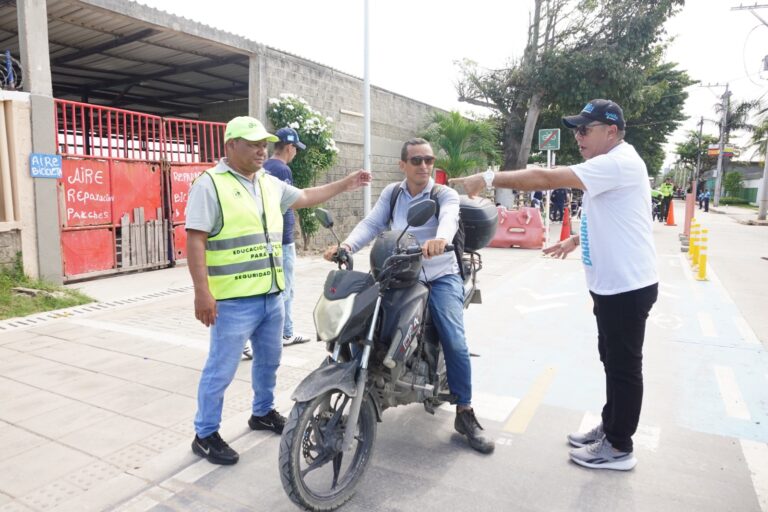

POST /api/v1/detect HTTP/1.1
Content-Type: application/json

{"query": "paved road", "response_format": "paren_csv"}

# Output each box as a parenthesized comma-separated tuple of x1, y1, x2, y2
(0, 201, 766, 512)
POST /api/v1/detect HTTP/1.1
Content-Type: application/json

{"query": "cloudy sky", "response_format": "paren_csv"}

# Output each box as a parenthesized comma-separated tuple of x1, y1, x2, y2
(139, 0, 768, 167)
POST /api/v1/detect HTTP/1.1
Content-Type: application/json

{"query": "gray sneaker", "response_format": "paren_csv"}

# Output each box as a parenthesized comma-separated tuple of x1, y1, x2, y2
(242, 342, 253, 360)
(567, 422, 604, 447)
(569, 437, 637, 471)
(283, 334, 311, 346)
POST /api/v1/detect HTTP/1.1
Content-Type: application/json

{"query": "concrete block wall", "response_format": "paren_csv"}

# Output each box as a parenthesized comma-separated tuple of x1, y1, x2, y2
(201, 49, 443, 251)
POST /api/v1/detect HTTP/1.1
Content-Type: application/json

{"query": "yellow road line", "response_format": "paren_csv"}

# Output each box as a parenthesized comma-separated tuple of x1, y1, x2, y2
(503, 366, 558, 434)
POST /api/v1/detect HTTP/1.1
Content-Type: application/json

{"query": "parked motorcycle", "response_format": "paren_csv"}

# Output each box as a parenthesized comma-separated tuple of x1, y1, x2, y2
(278, 198, 495, 511)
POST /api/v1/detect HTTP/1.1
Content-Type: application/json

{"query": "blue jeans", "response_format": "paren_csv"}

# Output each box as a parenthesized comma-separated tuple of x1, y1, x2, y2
(282, 242, 296, 338)
(427, 273, 472, 406)
(194, 294, 284, 438)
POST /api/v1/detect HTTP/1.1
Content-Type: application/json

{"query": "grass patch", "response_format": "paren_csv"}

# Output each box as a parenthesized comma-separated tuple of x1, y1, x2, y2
(0, 254, 92, 320)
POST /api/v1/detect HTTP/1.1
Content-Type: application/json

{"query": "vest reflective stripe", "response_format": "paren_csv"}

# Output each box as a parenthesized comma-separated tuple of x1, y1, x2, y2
(205, 170, 285, 299)
(207, 255, 284, 277)
(205, 231, 283, 251)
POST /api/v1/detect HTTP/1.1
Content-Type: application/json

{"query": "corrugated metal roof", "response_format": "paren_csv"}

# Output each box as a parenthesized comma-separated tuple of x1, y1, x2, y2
(1, 0, 253, 117)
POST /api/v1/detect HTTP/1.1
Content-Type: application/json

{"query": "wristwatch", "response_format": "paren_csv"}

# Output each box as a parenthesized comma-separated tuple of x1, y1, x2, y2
(482, 169, 495, 190)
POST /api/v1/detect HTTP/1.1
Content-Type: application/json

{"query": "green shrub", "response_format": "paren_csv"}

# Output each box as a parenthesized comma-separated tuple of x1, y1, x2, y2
(719, 196, 749, 206)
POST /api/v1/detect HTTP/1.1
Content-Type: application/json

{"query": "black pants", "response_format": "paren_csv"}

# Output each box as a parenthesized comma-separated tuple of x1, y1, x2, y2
(590, 283, 658, 452)
(660, 197, 672, 221)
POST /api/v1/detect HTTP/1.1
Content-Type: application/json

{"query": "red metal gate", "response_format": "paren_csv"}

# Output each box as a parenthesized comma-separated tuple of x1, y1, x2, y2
(55, 100, 225, 281)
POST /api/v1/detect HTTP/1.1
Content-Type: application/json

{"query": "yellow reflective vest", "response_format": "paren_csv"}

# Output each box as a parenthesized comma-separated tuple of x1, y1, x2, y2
(205, 170, 284, 300)
(660, 183, 674, 197)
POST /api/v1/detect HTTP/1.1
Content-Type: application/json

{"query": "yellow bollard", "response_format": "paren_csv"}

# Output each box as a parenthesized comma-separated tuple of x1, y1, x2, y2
(690, 223, 700, 265)
(696, 229, 708, 281)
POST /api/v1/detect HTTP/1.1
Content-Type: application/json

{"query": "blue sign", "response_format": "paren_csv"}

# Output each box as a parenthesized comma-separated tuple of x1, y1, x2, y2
(30, 153, 62, 179)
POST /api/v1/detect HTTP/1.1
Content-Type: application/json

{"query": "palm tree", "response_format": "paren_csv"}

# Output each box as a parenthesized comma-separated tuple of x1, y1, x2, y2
(422, 111, 500, 179)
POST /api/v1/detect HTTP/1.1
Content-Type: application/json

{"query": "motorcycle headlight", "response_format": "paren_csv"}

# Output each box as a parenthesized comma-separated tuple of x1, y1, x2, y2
(314, 293, 357, 342)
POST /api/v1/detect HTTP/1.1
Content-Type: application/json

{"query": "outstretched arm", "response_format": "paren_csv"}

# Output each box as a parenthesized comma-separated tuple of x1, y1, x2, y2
(450, 167, 585, 198)
(290, 169, 372, 209)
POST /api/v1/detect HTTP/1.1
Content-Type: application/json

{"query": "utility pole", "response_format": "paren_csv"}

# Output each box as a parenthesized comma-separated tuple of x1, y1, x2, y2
(732, 4, 768, 218)
(693, 116, 703, 199)
(713, 83, 730, 207)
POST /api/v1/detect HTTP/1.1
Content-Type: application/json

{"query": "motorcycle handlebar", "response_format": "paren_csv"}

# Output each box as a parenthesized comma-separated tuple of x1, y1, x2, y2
(404, 244, 454, 255)
(333, 247, 354, 270)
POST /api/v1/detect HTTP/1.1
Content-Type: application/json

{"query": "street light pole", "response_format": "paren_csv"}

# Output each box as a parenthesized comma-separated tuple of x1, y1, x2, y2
(362, 0, 371, 215)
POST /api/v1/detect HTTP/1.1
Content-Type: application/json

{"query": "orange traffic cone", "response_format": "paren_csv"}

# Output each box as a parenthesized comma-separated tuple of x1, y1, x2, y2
(560, 207, 571, 241)
(666, 199, 677, 226)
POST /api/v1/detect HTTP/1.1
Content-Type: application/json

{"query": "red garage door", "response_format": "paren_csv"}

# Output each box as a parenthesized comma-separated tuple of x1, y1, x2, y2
(55, 100, 225, 281)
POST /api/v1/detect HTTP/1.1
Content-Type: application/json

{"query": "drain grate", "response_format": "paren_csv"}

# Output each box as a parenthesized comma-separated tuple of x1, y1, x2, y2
(0, 286, 193, 333)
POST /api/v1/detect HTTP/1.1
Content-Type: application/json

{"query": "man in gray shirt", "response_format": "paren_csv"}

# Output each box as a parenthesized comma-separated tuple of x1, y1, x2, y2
(323, 137, 495, 454)
(186, 116, 370, 465)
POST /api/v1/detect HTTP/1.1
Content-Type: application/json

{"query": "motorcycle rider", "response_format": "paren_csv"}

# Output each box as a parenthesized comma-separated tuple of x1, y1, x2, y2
(323, 137, 495, 454)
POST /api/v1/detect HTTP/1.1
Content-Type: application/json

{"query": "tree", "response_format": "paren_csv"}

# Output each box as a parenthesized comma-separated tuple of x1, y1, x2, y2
(675, 130, 718, 180)
(267, 94, 339, 250)
(456, 0, 688, 175)
(723, 171, 743, 197)
(421, 111, 501, 179)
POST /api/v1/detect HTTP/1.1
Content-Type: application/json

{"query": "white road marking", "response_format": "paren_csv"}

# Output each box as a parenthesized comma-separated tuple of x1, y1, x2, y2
(68, 318, 207, 350)
(514, 303, 568, 314)
(713, 365, 751, 420)
(698, 313, 717, 338)
(651, 313, 683, 330)
(740, 439, 768, 512)
(733, 316, 761, 346)
(518, 287, 578, 301)
(577, 412, 659, 452)
(446, 391, 519, 423)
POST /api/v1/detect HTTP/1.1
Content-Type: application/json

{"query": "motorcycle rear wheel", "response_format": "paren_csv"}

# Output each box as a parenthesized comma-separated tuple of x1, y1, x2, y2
(279, 390, 377, 511)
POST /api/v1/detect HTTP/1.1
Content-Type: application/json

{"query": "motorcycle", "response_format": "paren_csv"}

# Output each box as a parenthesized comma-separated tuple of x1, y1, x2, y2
(278, 199, 486, 511)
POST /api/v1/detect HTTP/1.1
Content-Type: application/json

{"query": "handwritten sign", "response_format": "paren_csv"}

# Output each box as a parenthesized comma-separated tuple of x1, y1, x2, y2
(30, 153, 62, 178)
(170, 165, 206, 222)
(61, 159, 113, 227)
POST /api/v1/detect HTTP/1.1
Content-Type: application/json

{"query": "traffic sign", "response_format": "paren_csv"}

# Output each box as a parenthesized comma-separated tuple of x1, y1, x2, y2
(538, 129, 560, 151)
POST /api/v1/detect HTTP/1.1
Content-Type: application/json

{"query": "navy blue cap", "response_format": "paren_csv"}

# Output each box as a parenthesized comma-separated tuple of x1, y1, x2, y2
(562, 99, 626, 131)
(275, 127, 306, 150)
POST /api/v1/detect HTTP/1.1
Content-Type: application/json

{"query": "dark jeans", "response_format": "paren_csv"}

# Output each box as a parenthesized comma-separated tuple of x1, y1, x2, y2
(590, 283, 658, 452)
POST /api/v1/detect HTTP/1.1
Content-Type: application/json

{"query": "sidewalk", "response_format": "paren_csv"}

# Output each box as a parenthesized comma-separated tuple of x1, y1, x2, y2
(0, 256, 338, 512)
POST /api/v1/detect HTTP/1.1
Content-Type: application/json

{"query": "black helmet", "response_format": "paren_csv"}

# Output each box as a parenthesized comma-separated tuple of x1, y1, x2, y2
(369, 231, 422, 286)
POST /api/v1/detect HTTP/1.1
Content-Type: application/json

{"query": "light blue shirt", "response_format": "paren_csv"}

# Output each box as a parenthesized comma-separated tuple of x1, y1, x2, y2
(343, 178, 460, 282)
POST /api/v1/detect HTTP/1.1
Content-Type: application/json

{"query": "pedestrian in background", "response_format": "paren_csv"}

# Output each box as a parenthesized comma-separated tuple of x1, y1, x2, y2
(451, 99, 658, 471)
(185, 116, 371, 465)
(242, 126, 310, 361)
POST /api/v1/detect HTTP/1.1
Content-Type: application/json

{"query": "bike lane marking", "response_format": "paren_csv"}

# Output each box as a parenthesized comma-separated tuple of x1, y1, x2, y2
(713, 365, 751, 420)
(502, 366, 557, 434)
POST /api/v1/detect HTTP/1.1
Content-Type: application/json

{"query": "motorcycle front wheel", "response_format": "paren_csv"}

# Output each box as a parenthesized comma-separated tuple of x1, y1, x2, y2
(279, 390, 377, 511)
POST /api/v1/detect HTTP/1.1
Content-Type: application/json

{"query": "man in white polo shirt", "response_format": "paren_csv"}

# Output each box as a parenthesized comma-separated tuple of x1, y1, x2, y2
(451, 99, 658, 471)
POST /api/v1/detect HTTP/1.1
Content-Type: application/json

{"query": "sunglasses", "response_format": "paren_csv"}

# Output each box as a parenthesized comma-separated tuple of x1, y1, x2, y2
(572, 123, 604, 136)
(407, 156, 436, 166)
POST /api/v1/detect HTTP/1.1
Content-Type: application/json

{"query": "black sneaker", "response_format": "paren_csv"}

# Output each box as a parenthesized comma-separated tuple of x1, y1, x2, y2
(191, 432, 239, 465)
(455, 408, 495, 454)
(248, 409, 287, 434)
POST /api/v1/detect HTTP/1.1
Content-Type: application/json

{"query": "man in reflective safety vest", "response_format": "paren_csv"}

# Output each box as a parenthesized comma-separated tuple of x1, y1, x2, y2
(186, 116, 371, 465)
(659, 177, 674, 222)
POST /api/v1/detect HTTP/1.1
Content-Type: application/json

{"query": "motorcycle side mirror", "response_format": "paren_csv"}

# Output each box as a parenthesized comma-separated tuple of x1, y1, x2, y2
(406, 199, 436, 227)
(314, 208, 334, 229)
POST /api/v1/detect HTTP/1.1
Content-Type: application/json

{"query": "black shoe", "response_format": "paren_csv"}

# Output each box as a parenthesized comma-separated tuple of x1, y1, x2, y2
(248, 409, 287, 434)
(455, 408, 495, 454)
(191, 432, 239, 465)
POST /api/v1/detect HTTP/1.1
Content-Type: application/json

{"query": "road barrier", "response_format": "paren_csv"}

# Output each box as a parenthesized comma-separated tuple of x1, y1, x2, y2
(696, 228, 709, 281)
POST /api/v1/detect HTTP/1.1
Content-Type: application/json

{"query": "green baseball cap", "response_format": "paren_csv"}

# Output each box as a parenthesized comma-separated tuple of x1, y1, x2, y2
(224, 116, 279, 143)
